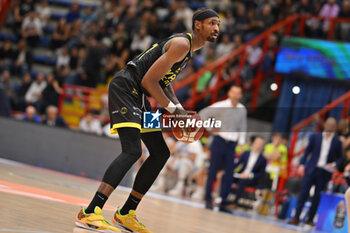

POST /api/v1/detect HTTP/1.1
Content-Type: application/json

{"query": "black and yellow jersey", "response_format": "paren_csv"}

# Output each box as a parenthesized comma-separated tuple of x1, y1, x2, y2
(126, 33, 193, 94)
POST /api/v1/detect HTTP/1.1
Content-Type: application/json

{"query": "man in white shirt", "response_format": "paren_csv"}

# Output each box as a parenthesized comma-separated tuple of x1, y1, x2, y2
(25, 73, 47, 107)
(79, 111, 102, 136)
(21, 12, 42, 48)
(289, 117, 343, 226)
(231, 136, 267, 209)
(199, 85, 247, 211)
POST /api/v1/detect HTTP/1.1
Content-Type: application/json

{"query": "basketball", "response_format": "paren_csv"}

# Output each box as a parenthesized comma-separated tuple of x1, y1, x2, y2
(172, 111, 204, 143)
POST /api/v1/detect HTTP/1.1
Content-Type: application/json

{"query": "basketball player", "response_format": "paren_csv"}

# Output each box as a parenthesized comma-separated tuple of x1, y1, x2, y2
(75, 8, 220, 233)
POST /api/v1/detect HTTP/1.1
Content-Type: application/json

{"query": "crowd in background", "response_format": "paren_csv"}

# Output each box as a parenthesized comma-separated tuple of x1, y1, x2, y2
(1, 0, 350, 123)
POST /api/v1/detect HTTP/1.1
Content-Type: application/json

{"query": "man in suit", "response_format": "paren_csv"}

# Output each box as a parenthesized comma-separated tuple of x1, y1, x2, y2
(289, 117, 343, 226)
(199, 86, 247, 212)
(231, 136, 267, 208)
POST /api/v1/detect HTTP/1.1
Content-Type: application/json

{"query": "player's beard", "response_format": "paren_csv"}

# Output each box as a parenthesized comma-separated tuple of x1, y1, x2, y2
(207, 36, 217, 42)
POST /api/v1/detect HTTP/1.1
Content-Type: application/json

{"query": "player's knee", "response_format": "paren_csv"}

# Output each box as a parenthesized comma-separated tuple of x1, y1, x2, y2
(126, 146, 142, 160)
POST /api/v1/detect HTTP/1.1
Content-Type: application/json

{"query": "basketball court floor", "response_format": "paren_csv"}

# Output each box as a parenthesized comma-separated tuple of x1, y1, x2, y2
(0, 158, 314, 233)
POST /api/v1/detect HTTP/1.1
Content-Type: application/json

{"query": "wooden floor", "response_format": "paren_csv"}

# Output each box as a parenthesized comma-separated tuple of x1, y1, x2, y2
(0, 158, 301, 233)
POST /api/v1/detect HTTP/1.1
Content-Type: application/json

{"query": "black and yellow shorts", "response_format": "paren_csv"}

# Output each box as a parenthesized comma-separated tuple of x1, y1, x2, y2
(108, 67, 160, 134)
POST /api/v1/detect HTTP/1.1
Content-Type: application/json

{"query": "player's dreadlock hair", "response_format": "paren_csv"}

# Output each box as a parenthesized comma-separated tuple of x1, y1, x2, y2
(192, 8, 219, 30)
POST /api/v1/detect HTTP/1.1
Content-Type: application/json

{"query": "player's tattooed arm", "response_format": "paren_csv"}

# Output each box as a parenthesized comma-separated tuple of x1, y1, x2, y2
(163, 84, 180, 105)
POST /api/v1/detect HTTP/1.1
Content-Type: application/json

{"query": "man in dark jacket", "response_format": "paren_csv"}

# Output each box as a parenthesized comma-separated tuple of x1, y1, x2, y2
(289, 117, 343, 226)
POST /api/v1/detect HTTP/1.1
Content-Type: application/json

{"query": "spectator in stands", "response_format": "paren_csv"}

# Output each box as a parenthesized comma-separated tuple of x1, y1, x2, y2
(337, 0, 350, 41)
(247, 4, 274, 41)
(168, 140, 206, 197)
(104, 53, 122, 81)
(79, 111, 102, 135)
(0, 70, 15, 101)
(277, 0, 296, 19)
(0, 84, 11, 116)
(175, 1, 193, 32)
(122, 6, 138, 35)
(320, 0, 340, 34)
(41, 73, 62, 111)
(200, 86, 247, 212)
(264, 132, 288, 190)
(262, 34, 278, 73)
(25, 72, 47, 110)
(56, 46, 70, 69)
(0, 40, 15, 72)
(51, 18, 70, 51)
(216, 33, 234, 58)
(338, 118, 350, 149)
(65, 3, 80, 24)
(15, 72, 32, 111)
(147, 12, 159, 38)
(23, 105, 41, 123)
(233, 4, 249, 36)
(295, 0, 313, 15)
(42, 105, 68, 128)
(67, 19, 83, 48)
(221, 10, 235, 36)
(69, 47, 79, 71)
(81, 6, 95, 26)
(13, 0, 35, 34)
(105, 7, 123, 35)
(130, 26, 152, 56)
(247, 43, 263, 67)
(231, 136, 267, 209)
(21, 12, 42, 48)
(233, 34, 243, 49)
(13, 39, 32, 75)
(289, 117, 343, 226)
(111, 19, 128, 41)
(36, 0, 51, 28)
(82, 38, 105, 87)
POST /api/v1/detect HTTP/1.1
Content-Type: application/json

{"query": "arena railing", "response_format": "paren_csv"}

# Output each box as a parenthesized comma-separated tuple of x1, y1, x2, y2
(57, 84, 109, 128)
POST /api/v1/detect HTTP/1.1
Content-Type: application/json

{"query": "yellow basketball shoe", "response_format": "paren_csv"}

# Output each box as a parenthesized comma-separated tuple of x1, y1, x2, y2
(112, 208, 153, 233)
(75, 206, 121, 232)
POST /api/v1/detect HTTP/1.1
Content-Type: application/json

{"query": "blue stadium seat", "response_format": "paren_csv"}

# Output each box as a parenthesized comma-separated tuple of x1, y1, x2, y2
(32, 54, 56, 66)
(51, 12, 65, 20)
(48, 0, 98, 8)
(0, 33, 18, 42)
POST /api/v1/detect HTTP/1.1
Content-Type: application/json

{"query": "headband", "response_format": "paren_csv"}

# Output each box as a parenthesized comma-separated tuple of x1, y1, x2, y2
(193, 9, 219, 22)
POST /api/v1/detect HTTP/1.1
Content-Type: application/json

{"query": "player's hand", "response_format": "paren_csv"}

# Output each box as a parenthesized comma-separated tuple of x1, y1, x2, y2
(239, 173, 250, 179)
(173, 109, 194, 134)
(173, 107, 188, 117)
(326, 163, 336, 171)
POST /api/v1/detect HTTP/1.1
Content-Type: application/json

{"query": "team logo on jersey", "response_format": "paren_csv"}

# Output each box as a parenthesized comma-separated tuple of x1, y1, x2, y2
(132, 88, 138, 95)
(143, 110, 161, 129)
(121, 107, 128, 114)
